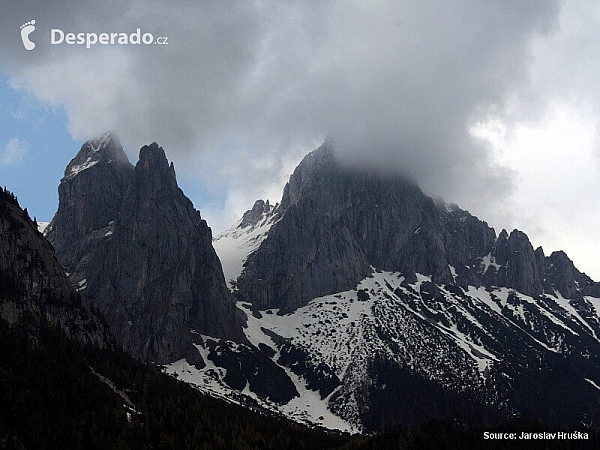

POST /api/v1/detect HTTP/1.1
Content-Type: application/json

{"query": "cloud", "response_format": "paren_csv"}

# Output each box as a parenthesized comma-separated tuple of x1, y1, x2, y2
(0, 1, 560, 197)
(4, 1, 600, 280)
(0, 138, 28, 166)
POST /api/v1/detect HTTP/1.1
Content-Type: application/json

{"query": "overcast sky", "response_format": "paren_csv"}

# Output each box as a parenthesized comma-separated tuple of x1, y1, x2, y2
(1, 0, 599, 280)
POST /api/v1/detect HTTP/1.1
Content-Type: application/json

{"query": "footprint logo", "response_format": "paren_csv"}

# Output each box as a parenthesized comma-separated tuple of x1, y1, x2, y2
(20, 20, 36, 51)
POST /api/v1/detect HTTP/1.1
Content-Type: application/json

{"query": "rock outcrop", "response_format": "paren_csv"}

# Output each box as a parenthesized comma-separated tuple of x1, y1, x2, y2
(240, 199, 274, 228)
(236, 141, 599, 310)
(0, 188, 107, 346)
(46, 133, 134, 273)
(48, 137, 244, 363)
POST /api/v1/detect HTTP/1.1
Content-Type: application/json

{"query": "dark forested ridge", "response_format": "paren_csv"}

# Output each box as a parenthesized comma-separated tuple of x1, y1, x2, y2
(2, 317, 599, 450)
(0, 316, 348, 450)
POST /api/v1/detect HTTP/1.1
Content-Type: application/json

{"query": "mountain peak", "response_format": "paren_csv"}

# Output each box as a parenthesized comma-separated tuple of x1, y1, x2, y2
(139, 141, 164, 161)
(137, 142, 177, 183)
(240, 199, 273, 228)
(50, 138, 244, 362)
(64, 132, 130, 180)
(88, 131, 120, 150)
(301, 140, 335, 168)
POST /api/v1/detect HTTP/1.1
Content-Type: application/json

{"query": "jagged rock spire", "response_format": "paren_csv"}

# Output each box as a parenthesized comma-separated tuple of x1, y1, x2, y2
(48, 137, 244, 363)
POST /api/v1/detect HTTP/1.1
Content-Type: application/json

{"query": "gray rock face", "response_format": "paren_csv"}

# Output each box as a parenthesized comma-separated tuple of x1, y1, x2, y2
(46, 133, 134, 273)
(0, 188, 107, 346)
(486, 229, 543, 297)
(542, 250, 600, 298)
(48, 138, 244, 363)
(237, 143, 492, 309)
(237, 141, 599, 310)
(240, 199, 274, 228)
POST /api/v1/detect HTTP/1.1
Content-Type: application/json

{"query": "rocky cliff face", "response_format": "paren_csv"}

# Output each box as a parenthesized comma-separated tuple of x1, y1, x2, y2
(192, 140, 600, 432)
(48, 138, 244, 363)
(46, 133, 134, 274)
(240, 199, 274, 228)
(236, 141, 599, 310)
(0, 188, 107, 346)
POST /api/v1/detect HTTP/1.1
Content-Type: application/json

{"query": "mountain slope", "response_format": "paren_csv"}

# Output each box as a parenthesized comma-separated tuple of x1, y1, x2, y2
(0, 188, 355, 449)
(184, 141, 600, 432)
(235, 141, 600, 310)
(47, 137, 244, 363)
(0, 187, 107, 346)
(213, 199, 280, 289)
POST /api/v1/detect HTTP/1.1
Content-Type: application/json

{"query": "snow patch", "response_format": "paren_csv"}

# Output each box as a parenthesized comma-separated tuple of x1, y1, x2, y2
(213, 212, 278, 288)
(479, 253, 501, 274)
(66, 156, 99, 179)
(76, 278, 87, 292)
(584, 296, 600, 320)
(37, 221, 50, 234)
(164, 337, 358, 433)
(551, 290, 597, 339)
(449, 265, 457, 282)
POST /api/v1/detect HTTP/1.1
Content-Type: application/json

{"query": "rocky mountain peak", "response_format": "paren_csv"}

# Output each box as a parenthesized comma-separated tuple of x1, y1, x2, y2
(138, 142, 175, 176)
(63, 132, 129, 180)
(89, 131, 119, 147)
(47, 134, 134, 272)
(128, 143, 182, 209)
(237, 141, 462, 309)
(504, 229, 542, 296)
(240, 199, 273, 228)
(280, 142, 336, 209)
(48, 138, 244, 363)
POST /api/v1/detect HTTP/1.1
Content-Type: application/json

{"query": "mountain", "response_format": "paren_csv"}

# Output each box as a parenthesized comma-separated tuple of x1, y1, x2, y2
(234, 141, 600, 309)
(213, 199, 279, 289)
(5, 182, 600, 448)
(45, 133, 134, 273)
(0, 187, 107, 346)
(0, 185, 361, 450)
(170, 140, 600, 433)
(45, 136, 600, 434)
(47, 136, 244, 363)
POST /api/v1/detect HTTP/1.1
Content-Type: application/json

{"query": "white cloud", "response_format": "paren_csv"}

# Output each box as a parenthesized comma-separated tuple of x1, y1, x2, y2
(0, 138, 28, 166)
(0, 1, 559, 204)
(1, 1, 599, 279)
(471, 101, 600, 280)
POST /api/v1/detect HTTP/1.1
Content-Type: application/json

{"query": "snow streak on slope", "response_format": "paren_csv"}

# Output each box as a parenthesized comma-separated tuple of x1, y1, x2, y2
(165, 270, 600, 432)
(213, 211, 278, 288)
(66, 156, 99, 179)
(585, 296, 600, 319)
(164, 334, 357, 433)
(164, 341, 250, 404)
